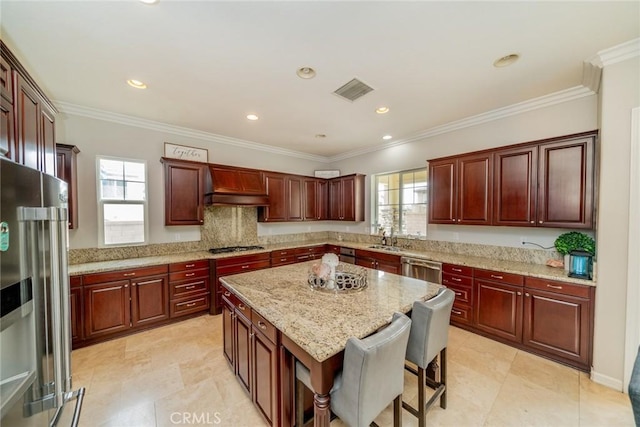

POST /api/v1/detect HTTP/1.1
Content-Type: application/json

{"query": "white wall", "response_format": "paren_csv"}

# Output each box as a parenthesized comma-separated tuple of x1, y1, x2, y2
(331, 95, 599, 249)
(592, 55, 640, 390)
(57, 114, 328, 249)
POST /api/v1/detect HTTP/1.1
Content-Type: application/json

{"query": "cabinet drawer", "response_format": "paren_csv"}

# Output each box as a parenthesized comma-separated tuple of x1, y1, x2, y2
(216, 252, 270, 268)
(170, 277, 209, 299)
(525, 277, 592, 298)
(355, 249, 401, 264)
(169, 268, 209, 282)
(271, 248, 296, 257)
(220, 286, 238, 307)
(297, 245, 325, 255)
(235, 299, 252, 320)
(450, 305, 473, 325)
(442, 272, 473, 287)
(443, 263, 473, 277)
(447, 283, 472, 307)
(217, 259, 271, 276)
(170, 294, 209, 318)
(169, 260, 209, 272)
(271, 255, 297, 267)
(475, 268, 523, 286)
(83, 265, 168, 285)
(251, 310, 278, 344)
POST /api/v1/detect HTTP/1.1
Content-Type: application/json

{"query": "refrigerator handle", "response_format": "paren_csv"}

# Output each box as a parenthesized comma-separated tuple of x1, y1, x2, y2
(57, 207, 72, 391)
(47, 207, 65, 409)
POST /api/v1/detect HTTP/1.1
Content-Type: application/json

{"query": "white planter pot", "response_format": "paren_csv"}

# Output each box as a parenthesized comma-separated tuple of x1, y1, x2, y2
(564, 254, 570, 272)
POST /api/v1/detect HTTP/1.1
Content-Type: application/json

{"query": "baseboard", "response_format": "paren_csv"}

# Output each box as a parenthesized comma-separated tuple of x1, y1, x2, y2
(591, 370, 625, 392)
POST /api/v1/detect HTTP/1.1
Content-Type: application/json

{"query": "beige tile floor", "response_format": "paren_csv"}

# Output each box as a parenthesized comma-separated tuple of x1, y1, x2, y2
(68, 314, 635, 427)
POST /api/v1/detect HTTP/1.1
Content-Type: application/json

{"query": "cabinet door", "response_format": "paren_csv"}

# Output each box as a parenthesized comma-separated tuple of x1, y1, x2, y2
(55, 144, 79, 229)
(0, 56, 12, 103)
(39, 102, 55, 175)
(235, 311, 252, 395)
(15, 73, 40, 170)
(428, 158, 456, 224)
(475, 279, 523, 343)
(303, 178, 318, 220)
(84, 280, 131, 339)
(317, 179, 328, 220)
(458, 153, 492, 225)
(252, 328, 279, 426)
(538, 136, 594, 229)
(523, 289, 591, 368)
(288, 175, 303, 221)
(131, 274, 169, 328)
(328, 179, 343, 220)
(376, 260, 401, 275)
(262, 173, 288, 221)
(0, 96, 14, 160)
(69, 276, 83, 346)
(340, 176, 356, 221)
(493, 146, 537, 226)
(222, 300, 235, 367)
(163, 159, 206, 225)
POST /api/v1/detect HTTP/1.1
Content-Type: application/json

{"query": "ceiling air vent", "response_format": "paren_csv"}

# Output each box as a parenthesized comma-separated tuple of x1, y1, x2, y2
(333, 78, 374, 102)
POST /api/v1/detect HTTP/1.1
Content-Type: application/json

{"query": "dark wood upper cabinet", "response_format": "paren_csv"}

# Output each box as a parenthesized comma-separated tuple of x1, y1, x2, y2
(538, 135, 594, 229)
(316, 179, 329, 220)
(328, 174, 365, 221)
(209, 165, 265, 194)
(428, 159, 456, 224)
(260, 172, 288, 221)
(429, 154, 492, 225)
(287, 175, 303, 221)
(161, 158, 207, 226)
(56, 143, 80, 229)
(429, 131, 596, 229)
(303, 178, 319, 221)
(2, 42, 56, 174)
(493, 145, 538, 226)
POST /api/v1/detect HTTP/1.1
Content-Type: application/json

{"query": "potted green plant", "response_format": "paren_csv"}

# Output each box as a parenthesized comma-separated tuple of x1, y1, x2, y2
(554, 232, 596, 271)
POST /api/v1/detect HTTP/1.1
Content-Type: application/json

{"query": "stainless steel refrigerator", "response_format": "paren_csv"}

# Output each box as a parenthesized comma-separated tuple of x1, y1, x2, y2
(0, 157, 85, 427)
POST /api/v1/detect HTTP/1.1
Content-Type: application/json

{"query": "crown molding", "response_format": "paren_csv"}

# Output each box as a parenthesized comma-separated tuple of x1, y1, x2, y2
(54, 101, 330, 163)
(594, 38, 640, 67)
(582, 60, 602, 93)
(329, 85, 595, 162)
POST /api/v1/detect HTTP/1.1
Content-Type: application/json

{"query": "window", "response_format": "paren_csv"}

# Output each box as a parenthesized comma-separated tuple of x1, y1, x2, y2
(373, 168, 428, 237)
(97, 157, 148, 246)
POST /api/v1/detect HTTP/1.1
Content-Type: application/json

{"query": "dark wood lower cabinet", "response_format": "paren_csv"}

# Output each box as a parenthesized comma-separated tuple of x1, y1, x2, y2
(83, 280, 131, 339)
(475, 279, 523, 343)
(131, 275, 169, 327)
(222, 284, 280, 426)
(69, 276, 83, 345)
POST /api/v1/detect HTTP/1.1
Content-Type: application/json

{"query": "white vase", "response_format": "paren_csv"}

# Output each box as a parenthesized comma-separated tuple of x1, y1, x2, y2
(564, 254, 570, 272)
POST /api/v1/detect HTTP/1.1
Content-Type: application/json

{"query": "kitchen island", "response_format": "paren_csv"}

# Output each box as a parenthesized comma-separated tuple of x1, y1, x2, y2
(220, 260, 442, 427)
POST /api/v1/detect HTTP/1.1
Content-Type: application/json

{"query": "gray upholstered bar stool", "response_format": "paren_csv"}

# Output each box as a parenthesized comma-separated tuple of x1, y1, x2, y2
(295, 312, 412, 427)
(403, 288, 455, 427)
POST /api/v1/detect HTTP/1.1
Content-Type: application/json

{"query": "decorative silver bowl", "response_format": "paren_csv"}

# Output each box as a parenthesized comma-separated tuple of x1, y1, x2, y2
(308, 263, 368, 293)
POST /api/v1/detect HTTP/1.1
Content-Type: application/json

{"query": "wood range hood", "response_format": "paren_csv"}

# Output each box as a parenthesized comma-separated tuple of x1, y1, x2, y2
(205, 164, 270, 206)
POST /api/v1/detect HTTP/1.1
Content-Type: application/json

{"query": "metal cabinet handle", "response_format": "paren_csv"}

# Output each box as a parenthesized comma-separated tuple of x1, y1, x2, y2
(451, 277, 462, 282)
(123, 272, 136, 277)
(517, 291, 522, 296)
(238, 303, 246, 310)
(185, 272, 195, 277)
(546, 284, 563, 290)
(186, 263, 195, 268)
(525, 293, 530, 297)
(224, 291, 231, 297)
(241, 265, 250, 269)
(185, 285, 196, 290)
(530, 221, 535, 224)
(452, 309, 462, 315)
(490, 274, 504, 280)
(124, 284, 129, 288)
(257, 321, 267, 330)
(452, 268, 462, 272)
(454, 292, 462, 296)
(185, 302, 197, 307)
(539, 220, 543, 224)
(280, 258, 287, 262)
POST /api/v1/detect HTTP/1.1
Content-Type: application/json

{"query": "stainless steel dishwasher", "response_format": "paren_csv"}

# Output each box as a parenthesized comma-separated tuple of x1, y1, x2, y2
(401, 257, 442, 284)
(339, 247, 356, 264)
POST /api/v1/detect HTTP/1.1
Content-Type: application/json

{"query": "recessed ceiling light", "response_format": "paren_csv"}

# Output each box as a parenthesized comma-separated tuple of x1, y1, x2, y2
(382, 135, 393, 140)
(493, 54, 520, 68)
(376, 107, 390, 114)
(296, 67, 316, 79)
(139, 0, 159, 4)
(127, 79, 147, 89)
(246, 114, 259, 121)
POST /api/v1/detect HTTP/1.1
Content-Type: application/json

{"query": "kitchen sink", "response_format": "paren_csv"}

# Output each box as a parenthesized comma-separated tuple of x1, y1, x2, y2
(368, 245, 402, 252)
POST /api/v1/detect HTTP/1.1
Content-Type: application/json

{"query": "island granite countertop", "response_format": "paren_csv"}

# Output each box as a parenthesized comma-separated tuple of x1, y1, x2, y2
(68, 240, 594, 287)
(220, 260, 442, 362)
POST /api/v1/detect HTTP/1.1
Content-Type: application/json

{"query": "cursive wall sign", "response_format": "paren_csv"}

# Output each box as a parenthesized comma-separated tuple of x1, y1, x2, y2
(164, 142, 208, 162)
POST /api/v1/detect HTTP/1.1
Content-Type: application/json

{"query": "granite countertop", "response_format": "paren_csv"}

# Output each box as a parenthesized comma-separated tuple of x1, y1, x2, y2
(220, 260, 442, 362)
(68, 239, 595, 287)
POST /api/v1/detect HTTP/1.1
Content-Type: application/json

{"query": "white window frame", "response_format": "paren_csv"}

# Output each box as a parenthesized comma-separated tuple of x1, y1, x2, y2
(96, 156, 149, 247)
(371, 167, 428, 238)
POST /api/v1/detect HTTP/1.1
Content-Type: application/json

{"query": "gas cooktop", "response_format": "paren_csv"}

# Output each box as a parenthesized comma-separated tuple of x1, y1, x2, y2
(208, 245, 265, 254)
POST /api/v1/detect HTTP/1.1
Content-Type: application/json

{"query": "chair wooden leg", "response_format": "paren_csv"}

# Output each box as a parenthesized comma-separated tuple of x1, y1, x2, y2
(440, 348, 447, 409)
(295, 378, 305, 427)
(393, 394, 402, 427)
(418, 366, 426, 427)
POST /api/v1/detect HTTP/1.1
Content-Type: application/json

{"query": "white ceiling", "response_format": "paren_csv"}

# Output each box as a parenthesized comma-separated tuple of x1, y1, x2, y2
(1, 1, 638, 159)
